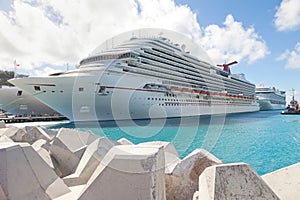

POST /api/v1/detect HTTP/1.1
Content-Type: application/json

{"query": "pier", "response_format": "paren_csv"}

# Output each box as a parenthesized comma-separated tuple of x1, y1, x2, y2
(0, 115, 68, 123)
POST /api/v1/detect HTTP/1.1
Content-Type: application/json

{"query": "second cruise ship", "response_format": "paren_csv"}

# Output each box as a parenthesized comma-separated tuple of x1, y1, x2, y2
(9, 29, 259, 122)
(256, 86, 286, 110)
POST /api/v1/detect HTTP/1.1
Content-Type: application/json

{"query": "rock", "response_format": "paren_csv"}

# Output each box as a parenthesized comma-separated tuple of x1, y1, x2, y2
(49, 128, 99, 177)
(166, 149, 222, 200)
(0, 120, 5, 128)
(117, 137, 134, 145)
(22, 126, 55, 144)
(58, 145, 166, 200)
(198, 163, 280, 200)
(138, 141, 181, 173)
(262, 162, 300, 199)
(63, 137, 119, 186)
(0, 143, 70, 200)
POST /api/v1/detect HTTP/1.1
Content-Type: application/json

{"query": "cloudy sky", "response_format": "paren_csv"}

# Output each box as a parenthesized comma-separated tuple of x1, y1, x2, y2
(0, 0, 300, 100)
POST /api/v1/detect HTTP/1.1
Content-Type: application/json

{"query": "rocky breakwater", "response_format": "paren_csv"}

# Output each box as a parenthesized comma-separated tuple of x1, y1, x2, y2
(0, 121, 298, 200)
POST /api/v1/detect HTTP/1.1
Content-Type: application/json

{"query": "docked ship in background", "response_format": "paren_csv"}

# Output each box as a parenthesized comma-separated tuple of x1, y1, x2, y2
(255, 86, 286, 110)
(0, 86, 62, 117)
(281, 89, 300, 114)
(9, 29, 259, 122)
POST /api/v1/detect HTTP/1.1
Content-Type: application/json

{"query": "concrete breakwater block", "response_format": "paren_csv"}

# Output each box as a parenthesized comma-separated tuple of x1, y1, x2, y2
(22, 126, 55, 144)
(193, 191, 199, 200)
(49, 128, 99, 177)
(166, 148, 223, 200)
(0, 121, 5, 128)
(32, 139, 56, 170)
(0, 143, 70, 200)
(198, 163, 280, 200)
(63, 137, 120, 186)
(0, 126, 26, 142)
(262, 162, 300, 199)
(138, 141, 181, 174)
(117, 137, 134, 145)
(60, 145, 166, 200)
(0, 135, 13, 143)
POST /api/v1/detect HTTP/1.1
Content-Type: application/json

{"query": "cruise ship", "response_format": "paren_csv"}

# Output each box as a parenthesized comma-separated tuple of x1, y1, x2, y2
(9, 30, 259, 121)
(0, 86, 62, 116)
(255, 86, 286, 110)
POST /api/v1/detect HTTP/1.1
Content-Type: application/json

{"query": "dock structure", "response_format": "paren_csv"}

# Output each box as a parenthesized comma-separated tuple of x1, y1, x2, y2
(0, 115, 68, 123)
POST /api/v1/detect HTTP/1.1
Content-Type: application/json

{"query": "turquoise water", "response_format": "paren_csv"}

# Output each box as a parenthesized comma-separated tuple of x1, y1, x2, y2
(48, 111, 300, 175)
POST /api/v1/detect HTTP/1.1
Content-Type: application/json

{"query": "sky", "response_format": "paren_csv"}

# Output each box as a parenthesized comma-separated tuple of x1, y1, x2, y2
(0, 0, 300, 101)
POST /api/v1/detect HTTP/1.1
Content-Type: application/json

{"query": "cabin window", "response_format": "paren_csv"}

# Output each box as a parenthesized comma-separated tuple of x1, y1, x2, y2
(17, 90, 22, 96)
(34, 86, 41, 91)
(79, 87, 84, 92)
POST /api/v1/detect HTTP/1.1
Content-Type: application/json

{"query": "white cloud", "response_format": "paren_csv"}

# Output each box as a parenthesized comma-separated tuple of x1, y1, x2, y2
(199, 15, 269, 65)
(33, 66, 62, 77)
(277, 42, 300, 69)
(274, 0, 300, 31)
(0, 0, 268, 75)
(0, 0, 201, 75)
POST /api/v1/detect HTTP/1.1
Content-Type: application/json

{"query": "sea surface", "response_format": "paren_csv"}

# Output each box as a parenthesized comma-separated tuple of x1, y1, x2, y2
(38, 110, 300, 175)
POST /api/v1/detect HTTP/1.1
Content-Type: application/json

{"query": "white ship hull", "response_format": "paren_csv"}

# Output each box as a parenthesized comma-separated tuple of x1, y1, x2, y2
(0, 86, 60, 116)
(10, 69, 259, 122)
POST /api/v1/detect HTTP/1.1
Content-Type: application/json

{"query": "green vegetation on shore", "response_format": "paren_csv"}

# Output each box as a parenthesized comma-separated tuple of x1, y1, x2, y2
(0, 70, 27, 86)
(0, 70, 14, 86)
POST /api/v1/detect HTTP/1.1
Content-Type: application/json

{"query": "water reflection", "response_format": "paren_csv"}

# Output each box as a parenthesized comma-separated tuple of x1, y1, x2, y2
(48, 111, 280, 129)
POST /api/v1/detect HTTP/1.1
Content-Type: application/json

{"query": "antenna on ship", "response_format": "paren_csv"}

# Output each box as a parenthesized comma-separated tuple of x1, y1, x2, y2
(292, 88, 295, 101)
(13, 60, 20, 78)
(217, 61, 238, 74)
